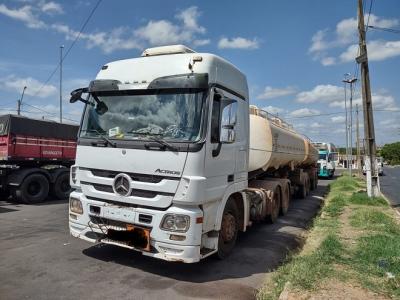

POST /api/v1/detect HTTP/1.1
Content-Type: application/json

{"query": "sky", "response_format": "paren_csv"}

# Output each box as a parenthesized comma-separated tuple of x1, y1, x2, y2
(0, 0, 399, 146)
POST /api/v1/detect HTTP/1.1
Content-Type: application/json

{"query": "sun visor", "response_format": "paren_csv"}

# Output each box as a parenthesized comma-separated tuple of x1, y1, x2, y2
(147, 73, 208, 89)
(89, 79, 121, 92)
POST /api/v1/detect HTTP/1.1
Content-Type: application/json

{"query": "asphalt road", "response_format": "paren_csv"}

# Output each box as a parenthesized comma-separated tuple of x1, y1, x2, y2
(380, 165, 400, 207)
(0, 178, 333, 300)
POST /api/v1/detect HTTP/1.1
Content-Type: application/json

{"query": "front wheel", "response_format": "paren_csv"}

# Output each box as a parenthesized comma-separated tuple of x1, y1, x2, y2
(217, 200, 239, 259)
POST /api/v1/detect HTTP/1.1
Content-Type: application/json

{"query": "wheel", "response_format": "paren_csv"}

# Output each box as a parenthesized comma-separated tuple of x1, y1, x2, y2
(267, 187, 281, 223)
(217, 200, 239, 259)
(51, 172, 72, 199)
(280, 185, 290, 216)
(14, 173, 49, 204)
(305, 178, 310, 196)
(297, 183, 306, 199)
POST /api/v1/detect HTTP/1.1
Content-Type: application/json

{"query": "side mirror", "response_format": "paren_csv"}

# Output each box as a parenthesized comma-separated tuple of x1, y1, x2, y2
(95, 101, 108, 115)
(220, 99, 237, 143)
(70, 87, 88, 103)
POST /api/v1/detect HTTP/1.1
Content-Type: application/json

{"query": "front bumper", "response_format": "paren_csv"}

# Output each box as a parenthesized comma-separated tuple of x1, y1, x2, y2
(69, 191, 203, 263)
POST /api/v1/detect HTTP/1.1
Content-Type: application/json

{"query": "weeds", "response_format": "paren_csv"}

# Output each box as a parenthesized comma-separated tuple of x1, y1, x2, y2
(258, 174, 400, 299)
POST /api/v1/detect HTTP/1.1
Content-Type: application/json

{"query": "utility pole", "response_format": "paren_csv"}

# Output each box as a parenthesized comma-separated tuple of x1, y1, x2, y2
(343, 79, 349, 170)
(17, 86, 27, 115)
(356, 104, 361, 176)
(343, 77, 357, 177)
(356, 0, 380, 196)
(60, 45, 64, 123)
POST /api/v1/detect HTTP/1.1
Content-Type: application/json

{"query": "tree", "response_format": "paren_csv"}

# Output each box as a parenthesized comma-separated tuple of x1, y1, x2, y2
(380, 142, 400, 165)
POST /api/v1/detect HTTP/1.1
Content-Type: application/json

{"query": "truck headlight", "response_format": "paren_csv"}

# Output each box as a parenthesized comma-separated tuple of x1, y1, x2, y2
(70, 197, 83, 214)
(160, 214, 190, 232)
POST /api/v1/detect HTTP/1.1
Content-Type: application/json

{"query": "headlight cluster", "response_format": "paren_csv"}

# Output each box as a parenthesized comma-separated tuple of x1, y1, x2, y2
(160, 214, 190, 232)
(70, 197, 83, 214)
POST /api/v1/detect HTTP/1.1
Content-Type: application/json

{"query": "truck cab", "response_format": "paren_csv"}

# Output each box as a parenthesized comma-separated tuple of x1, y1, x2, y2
(317, 150, 335, 178)
(68, 45, 249, 263)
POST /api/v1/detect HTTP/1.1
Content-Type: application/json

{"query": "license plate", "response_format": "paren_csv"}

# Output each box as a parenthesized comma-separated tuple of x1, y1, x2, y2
(102, 206, 135, 223)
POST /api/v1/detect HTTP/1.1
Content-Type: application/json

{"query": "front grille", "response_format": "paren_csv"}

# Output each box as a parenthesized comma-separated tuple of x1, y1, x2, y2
(82, 181, 174, 198)
(85, 168, 179, 183)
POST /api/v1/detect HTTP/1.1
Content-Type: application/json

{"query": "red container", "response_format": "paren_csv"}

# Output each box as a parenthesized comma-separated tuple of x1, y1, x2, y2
(0, 114, 78, 162)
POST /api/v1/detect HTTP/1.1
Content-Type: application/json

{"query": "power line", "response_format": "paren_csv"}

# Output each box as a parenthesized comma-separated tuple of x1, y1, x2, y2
(25, 0, 103, 105)
(365, 0, 374, 31)
(367, 25, 400, 34)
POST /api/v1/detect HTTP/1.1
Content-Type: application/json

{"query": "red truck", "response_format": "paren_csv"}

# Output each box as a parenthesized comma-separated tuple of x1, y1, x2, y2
(0, 114, 78, 204)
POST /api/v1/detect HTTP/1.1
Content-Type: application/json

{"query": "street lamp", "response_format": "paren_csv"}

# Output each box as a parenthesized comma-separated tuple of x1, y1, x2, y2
(343, 76, 358, 177)
(342, 73, 350, 171)
(17, 86, 27, 115)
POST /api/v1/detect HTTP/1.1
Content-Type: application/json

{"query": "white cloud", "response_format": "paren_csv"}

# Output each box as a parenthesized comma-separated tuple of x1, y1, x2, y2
(329, 93, 398, 111)
(40, 1, 63, 14)
(134, 6, 207, 47)
(289, 108, 320, 117)
(175, 6, 205, 34)
(262, 105, 284, 115)
(1, 4, 207, 53)
(0, 4, 45, 28)
(310, 122, 324, 129)
(296, 84, 343, 103)
(340, 40, 400, 63)
(218, 37, 259, 49)
(331, 115, 346, 123)
(256, 86, 297, 100)
(309, 14, 400, 65)
(321, 56, 336, 66)
(193, 39, 210, 47)
(0, 75, 57, 98)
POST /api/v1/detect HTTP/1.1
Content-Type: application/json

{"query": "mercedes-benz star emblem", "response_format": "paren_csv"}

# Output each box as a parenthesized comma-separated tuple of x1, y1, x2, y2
(112, 173, 131, 197)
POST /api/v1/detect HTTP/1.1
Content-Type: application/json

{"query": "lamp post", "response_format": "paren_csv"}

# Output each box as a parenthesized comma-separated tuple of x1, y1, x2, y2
(60, 45, 64, 123)
(343, 77, 357, 177)
(343, 73, 350, 171)
(17, 86, 27, 115)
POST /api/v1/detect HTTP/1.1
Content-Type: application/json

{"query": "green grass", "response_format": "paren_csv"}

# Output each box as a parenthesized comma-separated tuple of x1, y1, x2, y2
(348, 192, 388, 206)
(350, 208, 399, 234)
(257, 174, 400, 300)
(324, 194, 346, 217)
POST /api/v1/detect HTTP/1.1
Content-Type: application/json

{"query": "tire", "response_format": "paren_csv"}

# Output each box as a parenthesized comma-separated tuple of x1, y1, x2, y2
(51, 172, 72, 199)
(217, 200, 239, 259)
(305, 178, 310, 196)
(14, 173, 49, 204)
(267, 187, 281, 223)
(297, 183, 306, 199)
(280, 185, 290, 216)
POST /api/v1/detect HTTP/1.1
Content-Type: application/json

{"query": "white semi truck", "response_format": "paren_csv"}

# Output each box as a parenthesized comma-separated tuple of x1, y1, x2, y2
(68, 45, 318, 263)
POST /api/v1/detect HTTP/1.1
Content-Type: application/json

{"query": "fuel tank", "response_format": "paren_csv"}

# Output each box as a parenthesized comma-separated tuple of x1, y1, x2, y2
(249, 105, 318, 172)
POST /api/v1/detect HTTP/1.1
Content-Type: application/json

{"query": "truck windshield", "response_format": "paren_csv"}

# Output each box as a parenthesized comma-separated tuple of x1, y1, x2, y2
(319, 153, 327, 160)
(80, 90, 206, 142)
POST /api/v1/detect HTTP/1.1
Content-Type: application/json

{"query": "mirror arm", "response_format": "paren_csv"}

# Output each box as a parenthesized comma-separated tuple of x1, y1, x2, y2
(212, 142, 222, 157)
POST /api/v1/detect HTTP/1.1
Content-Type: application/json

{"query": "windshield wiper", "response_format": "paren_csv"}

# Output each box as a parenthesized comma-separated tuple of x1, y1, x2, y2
(144, 136, 178, 152)
(81, 129, 116, 148)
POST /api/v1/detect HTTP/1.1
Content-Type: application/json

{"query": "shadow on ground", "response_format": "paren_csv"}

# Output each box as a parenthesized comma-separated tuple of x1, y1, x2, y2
(83, 188, 325, 288)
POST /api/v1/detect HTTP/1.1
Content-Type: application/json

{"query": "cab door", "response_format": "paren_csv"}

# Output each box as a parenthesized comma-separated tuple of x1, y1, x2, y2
(204, 88, 245, 202)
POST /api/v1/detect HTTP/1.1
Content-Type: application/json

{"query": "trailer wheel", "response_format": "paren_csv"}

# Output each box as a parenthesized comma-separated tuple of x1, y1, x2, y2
(280, 185, 290, 216)
(14, 173, 49, 204)
(267, 187, 281, 223)
(297, 183, 306, 199)
(305, 178, 311, 196)
(217, 199, 239, 259)
(51, 173, 72, 199)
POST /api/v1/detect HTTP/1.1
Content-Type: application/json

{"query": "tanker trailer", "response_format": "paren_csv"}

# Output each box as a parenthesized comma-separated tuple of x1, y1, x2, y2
(245, 105, 318, 223)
